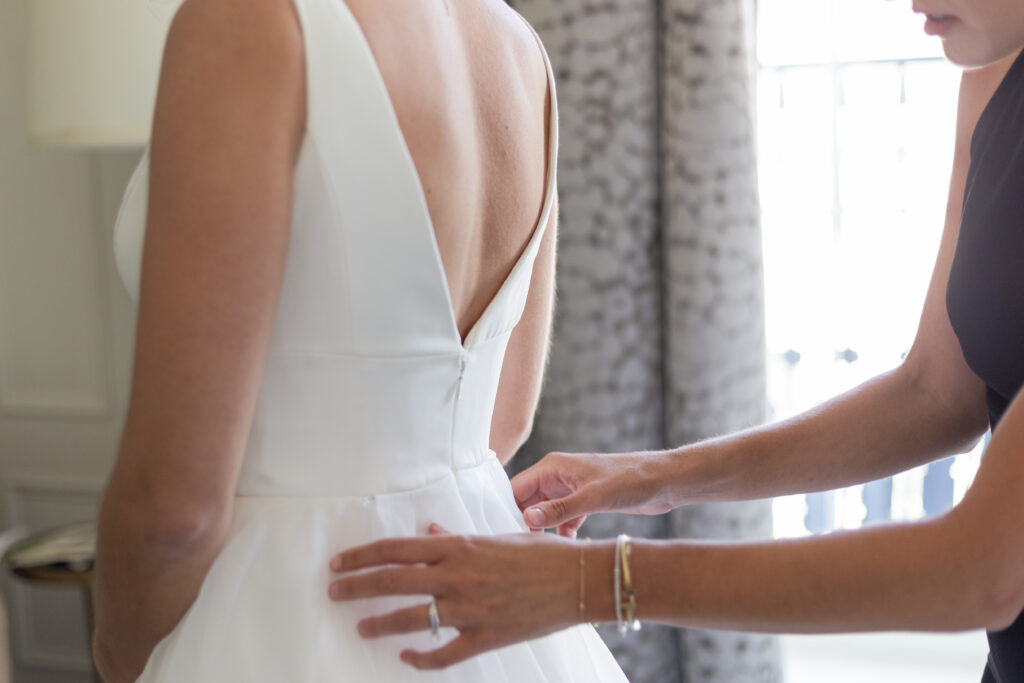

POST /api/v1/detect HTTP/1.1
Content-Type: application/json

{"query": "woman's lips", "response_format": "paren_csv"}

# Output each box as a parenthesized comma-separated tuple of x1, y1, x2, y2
(923, 13, 959, 36)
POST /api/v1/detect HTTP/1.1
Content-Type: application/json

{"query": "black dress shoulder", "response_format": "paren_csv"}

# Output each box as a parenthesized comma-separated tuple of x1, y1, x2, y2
(946, 48, 1024, 683)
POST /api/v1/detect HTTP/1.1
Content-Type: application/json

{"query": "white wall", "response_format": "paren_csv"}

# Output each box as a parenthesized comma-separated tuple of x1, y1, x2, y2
(0, 0, 143, 679)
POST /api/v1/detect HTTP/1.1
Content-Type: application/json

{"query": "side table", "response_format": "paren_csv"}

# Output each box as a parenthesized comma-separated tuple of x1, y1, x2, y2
(3, 522, 99, 682)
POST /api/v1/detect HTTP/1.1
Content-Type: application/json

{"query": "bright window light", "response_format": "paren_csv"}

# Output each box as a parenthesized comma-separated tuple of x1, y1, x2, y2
(755, 0, 979, 539)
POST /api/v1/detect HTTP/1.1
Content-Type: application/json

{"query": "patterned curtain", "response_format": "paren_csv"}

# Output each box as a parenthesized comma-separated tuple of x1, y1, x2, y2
(506, 0, 781, 680)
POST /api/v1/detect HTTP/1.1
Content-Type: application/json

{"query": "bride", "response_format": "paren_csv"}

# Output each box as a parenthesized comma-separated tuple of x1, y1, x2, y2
(90, 0, 627, 680)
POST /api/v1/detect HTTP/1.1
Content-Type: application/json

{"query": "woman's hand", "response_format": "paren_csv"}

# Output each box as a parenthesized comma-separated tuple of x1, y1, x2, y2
(511, 450, 675, 536)
(328, 525, 596, 669)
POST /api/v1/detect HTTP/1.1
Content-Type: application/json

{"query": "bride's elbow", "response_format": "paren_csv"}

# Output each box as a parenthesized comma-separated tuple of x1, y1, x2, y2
(125, 492, 231, 553)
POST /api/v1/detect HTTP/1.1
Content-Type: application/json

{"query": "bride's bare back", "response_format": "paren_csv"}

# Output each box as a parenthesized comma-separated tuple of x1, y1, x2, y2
(346, 0, 552, 341)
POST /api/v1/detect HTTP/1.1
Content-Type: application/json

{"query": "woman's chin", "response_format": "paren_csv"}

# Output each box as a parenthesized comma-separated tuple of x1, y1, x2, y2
(941, 43, 994, 69)
(940, 35, 1022, 69)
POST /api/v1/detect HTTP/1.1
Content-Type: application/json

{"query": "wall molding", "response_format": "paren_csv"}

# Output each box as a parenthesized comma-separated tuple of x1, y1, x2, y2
(0, 150, 119, 423)
(0, 396, 109, 420)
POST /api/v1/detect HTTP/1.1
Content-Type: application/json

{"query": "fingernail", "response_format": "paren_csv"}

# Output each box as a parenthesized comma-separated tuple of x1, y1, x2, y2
(526, 507, 546, 526)
(329, 583, 340, 599)
(330, 556, 342, 572)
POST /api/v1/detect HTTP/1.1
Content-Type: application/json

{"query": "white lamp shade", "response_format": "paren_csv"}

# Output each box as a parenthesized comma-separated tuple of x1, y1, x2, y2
(29, 0, 182, 148)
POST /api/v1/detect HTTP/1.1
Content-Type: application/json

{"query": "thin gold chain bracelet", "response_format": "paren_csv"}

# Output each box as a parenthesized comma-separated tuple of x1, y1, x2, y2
(578, 537, 590, 623)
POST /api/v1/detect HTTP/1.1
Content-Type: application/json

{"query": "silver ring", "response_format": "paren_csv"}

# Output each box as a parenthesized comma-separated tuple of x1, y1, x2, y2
(427, 597, 441, 641)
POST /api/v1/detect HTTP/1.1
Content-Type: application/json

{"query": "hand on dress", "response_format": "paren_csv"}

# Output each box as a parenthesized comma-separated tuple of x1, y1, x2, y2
(511, 450, 675, 537)
(327, 525, 582, 669)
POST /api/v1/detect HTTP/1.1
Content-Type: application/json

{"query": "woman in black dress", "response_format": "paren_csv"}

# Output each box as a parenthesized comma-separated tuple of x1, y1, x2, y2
(327, 2, 1024, 680)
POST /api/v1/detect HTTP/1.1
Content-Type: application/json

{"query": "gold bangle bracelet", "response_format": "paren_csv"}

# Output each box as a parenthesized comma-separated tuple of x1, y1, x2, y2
(619, 535, 641, 633)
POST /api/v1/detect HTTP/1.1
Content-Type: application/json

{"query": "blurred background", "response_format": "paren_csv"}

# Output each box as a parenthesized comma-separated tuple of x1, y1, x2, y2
(0, 0, 989, 680)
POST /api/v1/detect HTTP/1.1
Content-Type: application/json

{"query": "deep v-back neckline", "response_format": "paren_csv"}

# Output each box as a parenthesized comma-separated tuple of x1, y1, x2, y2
(336, 3, 557, 351)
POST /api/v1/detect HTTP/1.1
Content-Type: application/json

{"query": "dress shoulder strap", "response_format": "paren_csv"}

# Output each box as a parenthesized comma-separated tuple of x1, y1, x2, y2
(513, 10, 560, 247)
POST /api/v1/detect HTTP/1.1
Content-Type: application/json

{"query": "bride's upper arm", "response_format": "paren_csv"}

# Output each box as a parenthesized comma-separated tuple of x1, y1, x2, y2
(107, 0, 306, 538)
(490, 35, 556, 466)
(490, 192, 557, 466)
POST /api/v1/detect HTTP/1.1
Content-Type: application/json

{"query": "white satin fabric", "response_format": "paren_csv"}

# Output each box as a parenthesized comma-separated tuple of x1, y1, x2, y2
(112, 0, 627, 680)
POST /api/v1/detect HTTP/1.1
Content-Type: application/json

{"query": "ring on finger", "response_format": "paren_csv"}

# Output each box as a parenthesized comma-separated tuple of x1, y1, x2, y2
(427, 597, 441, 641)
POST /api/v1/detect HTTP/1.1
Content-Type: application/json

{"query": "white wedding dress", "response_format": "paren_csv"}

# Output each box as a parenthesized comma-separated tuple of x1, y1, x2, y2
(112, 0, 628, 680)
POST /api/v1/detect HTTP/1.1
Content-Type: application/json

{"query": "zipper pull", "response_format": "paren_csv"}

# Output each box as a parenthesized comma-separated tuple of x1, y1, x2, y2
(454, 355, 467, 403)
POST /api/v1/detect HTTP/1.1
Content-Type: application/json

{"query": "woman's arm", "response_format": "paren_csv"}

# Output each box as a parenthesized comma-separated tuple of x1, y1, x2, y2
(328, 387, 1024, 670)
(513, 57, 1018, 531)
(91, 0, 305, 679)
(626, 375, 1024, 635)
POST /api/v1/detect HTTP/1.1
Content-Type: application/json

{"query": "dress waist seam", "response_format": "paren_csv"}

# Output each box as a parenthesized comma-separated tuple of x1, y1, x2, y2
(234, 449, 499, 501)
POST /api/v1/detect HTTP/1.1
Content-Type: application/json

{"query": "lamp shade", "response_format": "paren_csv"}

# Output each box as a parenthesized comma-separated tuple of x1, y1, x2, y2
(29, 0, 181, 148)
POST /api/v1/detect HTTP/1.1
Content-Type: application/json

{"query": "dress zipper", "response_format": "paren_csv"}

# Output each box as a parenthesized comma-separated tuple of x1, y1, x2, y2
(449, 353, 468, 467)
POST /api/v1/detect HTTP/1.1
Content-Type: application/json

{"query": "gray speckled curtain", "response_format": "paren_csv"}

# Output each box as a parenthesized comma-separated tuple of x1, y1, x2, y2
(506, 0, 782, 681)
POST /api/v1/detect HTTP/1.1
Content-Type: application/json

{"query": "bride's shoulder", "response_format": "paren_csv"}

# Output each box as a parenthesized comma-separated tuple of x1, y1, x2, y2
(158, 2, 306, 121)
(158, 0, 306, 152)
(168, 0, 302, 39)
(490, 4, 551, 91)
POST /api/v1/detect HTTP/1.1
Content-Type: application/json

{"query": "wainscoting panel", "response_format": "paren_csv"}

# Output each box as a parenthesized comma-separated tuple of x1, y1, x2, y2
(0, 163, 114, 420)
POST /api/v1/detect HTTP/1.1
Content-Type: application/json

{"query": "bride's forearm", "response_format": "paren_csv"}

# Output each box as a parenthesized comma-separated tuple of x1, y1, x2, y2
(652, 365, 984, 508)
(93, 470, 228, 681)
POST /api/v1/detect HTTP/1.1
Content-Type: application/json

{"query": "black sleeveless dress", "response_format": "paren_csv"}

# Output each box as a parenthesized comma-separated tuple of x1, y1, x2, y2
(946, 48, 1024, 683)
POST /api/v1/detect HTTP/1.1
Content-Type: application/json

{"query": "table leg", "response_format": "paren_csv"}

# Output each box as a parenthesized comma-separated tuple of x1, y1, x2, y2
(79, 586, 100, 683)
